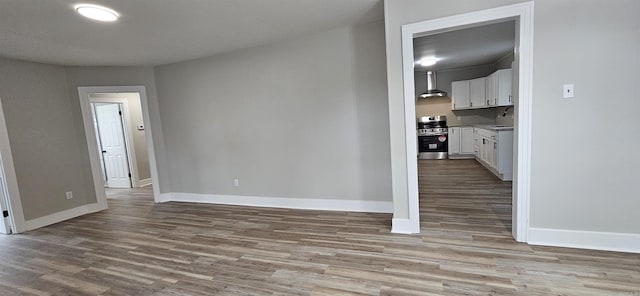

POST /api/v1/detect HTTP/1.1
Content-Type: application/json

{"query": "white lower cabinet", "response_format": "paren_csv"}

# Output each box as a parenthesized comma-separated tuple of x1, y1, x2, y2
(448, 127, 475, 159)
(474, 127, 513, 181)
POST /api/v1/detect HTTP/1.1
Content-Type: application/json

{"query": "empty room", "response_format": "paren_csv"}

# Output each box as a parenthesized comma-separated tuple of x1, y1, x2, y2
(0, 0, 638, 295)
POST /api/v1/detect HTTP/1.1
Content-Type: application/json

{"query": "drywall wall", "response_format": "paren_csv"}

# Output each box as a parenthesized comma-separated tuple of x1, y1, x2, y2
(528, 0, 639, 233)
(155, 21, 392, 202)
(64, 67, 169, 193)
(385, 0, 640, 235)
(89, 93, 151, 181)
(0, 57, 96, 220)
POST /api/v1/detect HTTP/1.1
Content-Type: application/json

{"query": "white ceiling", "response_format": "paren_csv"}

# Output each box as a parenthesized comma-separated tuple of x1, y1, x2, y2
(413, 21, 516, 72)
(0, 0, 383, 66)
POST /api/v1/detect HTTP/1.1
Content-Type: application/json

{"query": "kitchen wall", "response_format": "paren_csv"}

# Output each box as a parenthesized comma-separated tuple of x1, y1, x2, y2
(64, 66, 169, 193)
(414, 57, 516, 127)
(89, 92, 151, 181)
(414, 64, 498, 126)
(385, 0, 640, 238)
(154, 21, 392, 202)
(0, 57, 95, 221)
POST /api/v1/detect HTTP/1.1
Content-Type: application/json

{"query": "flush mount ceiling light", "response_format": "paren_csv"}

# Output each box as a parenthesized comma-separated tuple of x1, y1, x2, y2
(419, 57, 438, 67)
(75, 4, 119, 22)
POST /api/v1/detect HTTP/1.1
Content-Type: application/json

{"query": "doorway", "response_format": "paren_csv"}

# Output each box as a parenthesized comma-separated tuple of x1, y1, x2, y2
(78, 86, 161, 207)
(399, 2, 534, 242)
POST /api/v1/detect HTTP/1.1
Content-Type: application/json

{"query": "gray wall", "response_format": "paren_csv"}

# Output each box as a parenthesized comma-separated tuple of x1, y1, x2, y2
(89, 93, 151, 181)
(385, 0, 640, 234)
(64, 67, 169, 193)
(155, 21, 392, 201)
(0, 58, 96, 220)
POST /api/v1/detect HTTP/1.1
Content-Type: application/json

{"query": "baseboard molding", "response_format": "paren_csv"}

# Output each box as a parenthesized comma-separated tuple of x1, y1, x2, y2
(137, 178, 152, 187)
(23, 203, 107, 232)
(529, 227, 640, 253)
(391, 218, 420, 234)
(163, 192, 393, 213)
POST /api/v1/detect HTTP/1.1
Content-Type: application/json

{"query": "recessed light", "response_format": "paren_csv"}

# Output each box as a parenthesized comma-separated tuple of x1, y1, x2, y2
(75, 4, 119, 22)
(420, 57, 438, 67)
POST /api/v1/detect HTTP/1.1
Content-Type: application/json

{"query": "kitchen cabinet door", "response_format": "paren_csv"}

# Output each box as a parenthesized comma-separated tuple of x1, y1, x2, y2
(460, 127, 475, 154)
(496, 69, 513, 106)
(472, 129, 480, 157)
(451, 80, 470, 109)
(485, 73, 495, 106)
(469, 78, 486, 108)
(448, 127, 460, 155)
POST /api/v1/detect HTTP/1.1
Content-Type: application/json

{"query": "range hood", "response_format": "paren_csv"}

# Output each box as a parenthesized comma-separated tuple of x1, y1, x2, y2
(419, 71, 447, 98)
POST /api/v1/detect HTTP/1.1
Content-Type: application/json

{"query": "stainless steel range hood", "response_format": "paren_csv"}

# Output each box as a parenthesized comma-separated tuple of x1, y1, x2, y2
(419, 71, 447, 98)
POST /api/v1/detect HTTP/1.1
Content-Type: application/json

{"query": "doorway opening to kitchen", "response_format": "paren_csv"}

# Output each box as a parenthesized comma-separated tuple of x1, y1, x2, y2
(400, 2, 534, 241)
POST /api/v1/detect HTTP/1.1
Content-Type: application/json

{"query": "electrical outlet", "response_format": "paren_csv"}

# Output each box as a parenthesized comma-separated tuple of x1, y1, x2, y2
(66, 191, 73, 199)
(233, 179, 240, 187)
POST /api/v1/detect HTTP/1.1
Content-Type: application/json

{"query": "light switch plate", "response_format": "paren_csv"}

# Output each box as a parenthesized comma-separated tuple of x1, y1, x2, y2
(563, 84, 574, 98)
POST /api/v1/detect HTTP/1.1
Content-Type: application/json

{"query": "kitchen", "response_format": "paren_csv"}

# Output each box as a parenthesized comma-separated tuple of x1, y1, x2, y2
(413, 20, 517, 231)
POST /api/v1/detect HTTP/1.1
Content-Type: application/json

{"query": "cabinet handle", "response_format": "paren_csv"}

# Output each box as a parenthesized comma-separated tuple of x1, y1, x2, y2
(483, 139, 486, 144)
(470, 102, 473, 107)
(486, 99, 489, 105)
(509, 95, 512, 102)
(494, 143, 497, 149)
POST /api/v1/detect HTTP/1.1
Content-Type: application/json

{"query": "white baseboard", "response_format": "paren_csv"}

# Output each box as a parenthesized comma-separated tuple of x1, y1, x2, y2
(391, 218, 420, 234)
(137, 178, 152, 187)
(529, 227, 640, 253)
(162, 192, 393, 213)
(24, 203, 107, 232)
(156, 193, 172, 203)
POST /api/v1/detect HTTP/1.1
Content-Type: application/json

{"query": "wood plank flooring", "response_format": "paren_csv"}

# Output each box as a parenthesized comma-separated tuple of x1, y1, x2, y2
(0, 159, 638, 295)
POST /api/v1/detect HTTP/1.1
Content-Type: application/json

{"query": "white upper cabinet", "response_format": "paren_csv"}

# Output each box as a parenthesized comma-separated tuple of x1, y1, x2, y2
(486, 69, 513, 106)
(451, 68, 513, 110)
(469, 78, 486, 108)
(451, 80, 470, 109)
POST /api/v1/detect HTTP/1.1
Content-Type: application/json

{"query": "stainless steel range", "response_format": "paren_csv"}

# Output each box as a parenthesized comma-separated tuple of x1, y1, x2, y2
(417, 115, 448, 159)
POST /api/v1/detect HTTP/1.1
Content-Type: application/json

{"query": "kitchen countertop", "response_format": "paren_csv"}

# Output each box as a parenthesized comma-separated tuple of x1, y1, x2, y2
(474, 124, 514, 131)
(447, 124, 514, 131)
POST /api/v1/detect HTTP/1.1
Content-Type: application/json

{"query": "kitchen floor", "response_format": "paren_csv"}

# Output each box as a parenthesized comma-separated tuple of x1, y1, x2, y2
(418, 158, 512, 234)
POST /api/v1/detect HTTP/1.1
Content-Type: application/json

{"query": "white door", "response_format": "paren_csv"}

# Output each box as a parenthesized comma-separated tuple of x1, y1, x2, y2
(94, 103, 131, 188)
(0, 167, 11, 234)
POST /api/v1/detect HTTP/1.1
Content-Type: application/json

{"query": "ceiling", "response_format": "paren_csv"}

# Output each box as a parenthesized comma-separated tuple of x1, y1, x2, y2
(413, 21, 516, 72)
(0, 0, 382, 66)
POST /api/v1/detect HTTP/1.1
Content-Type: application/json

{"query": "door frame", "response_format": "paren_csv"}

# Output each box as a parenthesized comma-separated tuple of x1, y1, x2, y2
(0, 97, 26, 233)
(399, 2, 534, 242)
(78, 86, 161, 205)
(91, 98, 141, 188)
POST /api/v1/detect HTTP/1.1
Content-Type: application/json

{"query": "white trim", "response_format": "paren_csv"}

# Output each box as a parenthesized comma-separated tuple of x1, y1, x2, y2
(138, 178, 152, 187)
(529, 227, 640, 254)
(0, 98, 26, 233)
(397, 2, 534, 242)
(164, 192, 393, 213)
(391, 218, 418, 234)
(89, 97, 139, 188)
(78, 86, 162, 205)
(23, 203, 106, 231)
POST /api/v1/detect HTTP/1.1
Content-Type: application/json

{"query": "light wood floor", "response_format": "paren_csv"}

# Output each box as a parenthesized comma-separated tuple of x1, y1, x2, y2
(0, 160, 638, 295)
